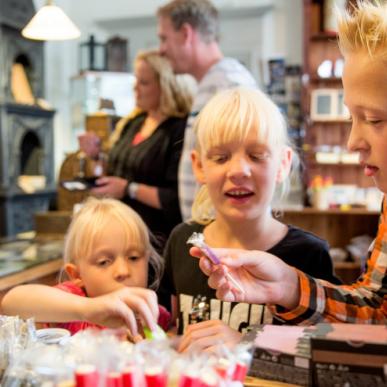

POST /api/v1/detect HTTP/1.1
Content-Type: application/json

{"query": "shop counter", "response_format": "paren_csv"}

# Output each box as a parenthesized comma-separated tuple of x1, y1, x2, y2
(244, 376, 300, 386)
(278, 208, 379, 249)
(0, 257, 62, 293)
(278, 208, 379, 283)
(0, 238, 63, 300)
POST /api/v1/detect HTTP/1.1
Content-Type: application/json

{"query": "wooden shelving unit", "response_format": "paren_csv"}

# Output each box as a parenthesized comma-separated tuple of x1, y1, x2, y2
(302, 0, 372, 190)
(310, 32, 337, 41)
(289, 1, 380, 283)
(278, 208, 379, 283)
(279, 208, 379, 249)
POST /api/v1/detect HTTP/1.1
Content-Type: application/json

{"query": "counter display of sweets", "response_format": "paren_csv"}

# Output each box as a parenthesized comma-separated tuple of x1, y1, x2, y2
(0, 316, 252, 387)
(0, 316, 36, 381)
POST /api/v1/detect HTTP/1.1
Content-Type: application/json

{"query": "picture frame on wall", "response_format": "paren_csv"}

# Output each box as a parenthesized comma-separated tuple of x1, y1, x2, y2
(336, 89, 348, 118)
(311, 88, 349, 121)
(106, 36, 128, 72)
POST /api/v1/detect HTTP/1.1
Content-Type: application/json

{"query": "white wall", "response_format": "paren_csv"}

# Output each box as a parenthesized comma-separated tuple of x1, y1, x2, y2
(33, 0, 303, 175)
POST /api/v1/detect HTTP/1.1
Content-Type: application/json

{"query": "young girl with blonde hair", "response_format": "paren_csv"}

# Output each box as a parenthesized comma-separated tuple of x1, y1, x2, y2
(161, 87, 339, 352)
(2, 197, 170, 340)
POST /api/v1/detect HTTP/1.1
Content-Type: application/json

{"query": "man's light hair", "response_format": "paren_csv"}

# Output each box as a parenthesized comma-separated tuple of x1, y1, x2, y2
(157, 0, 219, 43)
(337, 0, 387, 60)
(191, 87, 296, 224)
(63, 197, 163, 289)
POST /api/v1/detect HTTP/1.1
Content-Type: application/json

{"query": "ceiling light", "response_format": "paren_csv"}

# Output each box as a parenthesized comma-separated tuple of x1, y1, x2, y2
(21, 0, 80, 41)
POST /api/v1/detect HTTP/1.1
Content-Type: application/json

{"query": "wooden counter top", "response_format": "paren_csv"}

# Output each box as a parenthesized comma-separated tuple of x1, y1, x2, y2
(276, 208, 379, 258)
(0, 257, 62, 292)
(280, 207, 379, 216)
(244, 376, 300, 386)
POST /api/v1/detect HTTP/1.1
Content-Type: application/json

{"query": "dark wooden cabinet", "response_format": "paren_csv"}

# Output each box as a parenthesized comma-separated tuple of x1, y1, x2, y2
(279, 208, 379, 249)
(278, 208, 379, 283)
(302, 1, 376, 199)
(301, 0, 372, 190)
(292, 1, 380, 283)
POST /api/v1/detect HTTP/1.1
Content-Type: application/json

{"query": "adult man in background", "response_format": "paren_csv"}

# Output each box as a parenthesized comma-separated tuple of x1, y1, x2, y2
(158, 0, 257, 221)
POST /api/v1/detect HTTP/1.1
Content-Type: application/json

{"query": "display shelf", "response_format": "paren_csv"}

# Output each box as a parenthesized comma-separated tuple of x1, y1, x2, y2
(0, 257, 62, 304)
(310, 119, 349, 124)
(278, 206, 379, 252)
(307, 160, 360, 167)
(310, 32, 337, 41)
(308, 75, 342, 84)
(69, 71, 135, 149)
(334, 261, 362, 284)
(282, 207, 378, 216)
(302, 0, 370, 194)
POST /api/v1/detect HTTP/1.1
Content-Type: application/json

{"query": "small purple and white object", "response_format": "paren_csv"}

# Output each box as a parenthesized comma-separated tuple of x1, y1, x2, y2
(187, 232, 245, 294)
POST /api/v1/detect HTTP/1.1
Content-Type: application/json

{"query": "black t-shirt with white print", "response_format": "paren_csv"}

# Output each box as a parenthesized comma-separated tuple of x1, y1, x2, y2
(160, 221, 341, 334)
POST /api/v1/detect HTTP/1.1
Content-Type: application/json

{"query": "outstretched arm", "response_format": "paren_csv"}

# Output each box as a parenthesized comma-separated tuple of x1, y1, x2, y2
(191, 244, 387, 324)
(1, 285, 159, 336)
(191, 247, 300, 310)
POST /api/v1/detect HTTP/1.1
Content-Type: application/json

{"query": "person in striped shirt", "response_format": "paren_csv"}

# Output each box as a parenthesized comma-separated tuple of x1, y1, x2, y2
(190, 1, 387, 324)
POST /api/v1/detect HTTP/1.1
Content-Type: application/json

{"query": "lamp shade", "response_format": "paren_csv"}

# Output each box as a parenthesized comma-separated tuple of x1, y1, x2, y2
(21, 3, 80, 41)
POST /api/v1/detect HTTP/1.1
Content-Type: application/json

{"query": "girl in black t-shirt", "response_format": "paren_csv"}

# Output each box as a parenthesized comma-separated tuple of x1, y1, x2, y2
(161, 88, 340, 352)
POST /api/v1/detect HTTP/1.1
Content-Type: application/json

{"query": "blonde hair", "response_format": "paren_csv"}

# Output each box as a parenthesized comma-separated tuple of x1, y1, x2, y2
(135, 49, 194, 117)
(337, 1, 387, 60)
(63, 197, 163, 289)
(108, 49, 195, 147)
(191, 87, 295, 224)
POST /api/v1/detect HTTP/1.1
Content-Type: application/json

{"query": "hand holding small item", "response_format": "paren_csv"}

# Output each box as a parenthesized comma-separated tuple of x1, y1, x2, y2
(83, 287, 159, 340)
(187, 233, 245, 295)
(78, 132, 101, 159)
(190, 245, 300, 310)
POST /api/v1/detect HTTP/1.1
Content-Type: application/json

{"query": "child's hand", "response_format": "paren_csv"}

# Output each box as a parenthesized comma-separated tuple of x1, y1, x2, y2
(178, 320, 242, 353)
(84, 287, 159, 339)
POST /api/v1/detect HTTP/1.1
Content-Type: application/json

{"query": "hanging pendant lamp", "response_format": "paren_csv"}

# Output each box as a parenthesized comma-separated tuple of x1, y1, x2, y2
(22, 0, 81, 41)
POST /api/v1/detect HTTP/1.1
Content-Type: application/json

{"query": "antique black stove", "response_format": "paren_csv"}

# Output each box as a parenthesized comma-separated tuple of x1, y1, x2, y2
(0, 0, 56, 236)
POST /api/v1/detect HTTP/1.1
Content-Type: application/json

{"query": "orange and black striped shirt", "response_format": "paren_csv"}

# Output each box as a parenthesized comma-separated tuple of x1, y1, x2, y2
(276, 197, 387, 325)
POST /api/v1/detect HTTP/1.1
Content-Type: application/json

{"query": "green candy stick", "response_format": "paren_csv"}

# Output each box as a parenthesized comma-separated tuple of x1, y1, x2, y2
(143, 324, 167, 340)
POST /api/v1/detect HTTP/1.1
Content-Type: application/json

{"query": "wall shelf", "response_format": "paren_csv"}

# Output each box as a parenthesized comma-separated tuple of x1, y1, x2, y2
(300, 0, 378, 254)
(278, 206, 379, 280)
(302, 0, 367, 189)
(282, 208, 379, 216)
(310, 32, 337, 41)
(311, 119, 350, 124)
(309, 76, 342, 83)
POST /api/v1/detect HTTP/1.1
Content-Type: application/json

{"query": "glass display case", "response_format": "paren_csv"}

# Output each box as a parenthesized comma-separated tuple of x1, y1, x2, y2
(70, 71, 135, 149)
